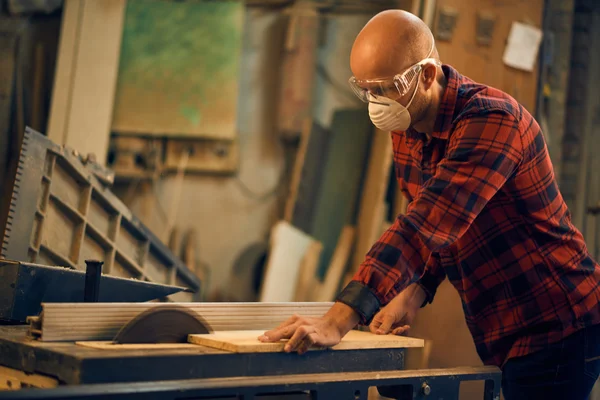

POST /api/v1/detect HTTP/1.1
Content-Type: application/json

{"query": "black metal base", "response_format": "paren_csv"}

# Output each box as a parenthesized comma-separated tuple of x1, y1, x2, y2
(0, 366, 502, 400)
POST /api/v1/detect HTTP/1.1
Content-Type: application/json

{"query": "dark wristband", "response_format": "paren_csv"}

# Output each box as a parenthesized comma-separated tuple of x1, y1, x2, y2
(335, 281, 381, 324)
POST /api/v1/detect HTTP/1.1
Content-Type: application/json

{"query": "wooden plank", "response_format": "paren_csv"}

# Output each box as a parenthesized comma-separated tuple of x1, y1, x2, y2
(351, 128, 394, 273)
(310, 110, 372, 278)
(48, 0, 126, 165)
(46, 0, 81, 145)
(277, 9, 319, 139)
(284, 119, 331, 233)
(313, 226, 355, 302)
(75, 341, 198, 350)
(111, 0, 244, 139)
(423, 0, 437, 27)
(0, 377, 21, 390)
(188, 329, 424, 353)
(67, 0, 125, 164)
(259, 221, 318, 302)
(284, 118, 313, 222)
(293, 240, 323, 302)
(0, 365, 58, 389)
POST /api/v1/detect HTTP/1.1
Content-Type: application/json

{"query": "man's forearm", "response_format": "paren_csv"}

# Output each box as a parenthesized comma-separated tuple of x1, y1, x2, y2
(324, 302, 361, 336)
(403, 283, 428, 309)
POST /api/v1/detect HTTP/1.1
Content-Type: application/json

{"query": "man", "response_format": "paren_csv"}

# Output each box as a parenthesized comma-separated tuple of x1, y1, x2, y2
(259, 9, 600, 399)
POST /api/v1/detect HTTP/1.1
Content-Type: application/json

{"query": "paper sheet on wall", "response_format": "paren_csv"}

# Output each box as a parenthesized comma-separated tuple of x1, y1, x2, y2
(503, 22, 543, 72)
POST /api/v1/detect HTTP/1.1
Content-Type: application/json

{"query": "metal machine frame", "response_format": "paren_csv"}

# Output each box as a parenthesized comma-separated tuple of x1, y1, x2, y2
(0, 366, 502, 399)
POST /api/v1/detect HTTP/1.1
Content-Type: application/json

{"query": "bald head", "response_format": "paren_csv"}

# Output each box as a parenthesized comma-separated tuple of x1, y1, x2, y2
(350, 10, 437, 80)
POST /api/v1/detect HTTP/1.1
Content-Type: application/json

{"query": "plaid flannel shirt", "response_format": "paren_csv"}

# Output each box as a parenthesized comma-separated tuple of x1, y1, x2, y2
(336, 64, 600, 367)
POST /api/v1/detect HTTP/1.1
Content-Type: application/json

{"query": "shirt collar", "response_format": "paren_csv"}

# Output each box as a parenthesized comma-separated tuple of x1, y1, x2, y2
(405, 64, 460, 141)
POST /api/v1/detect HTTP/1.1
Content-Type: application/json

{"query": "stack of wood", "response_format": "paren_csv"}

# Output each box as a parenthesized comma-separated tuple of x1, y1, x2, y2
(258, 111, 409, 303)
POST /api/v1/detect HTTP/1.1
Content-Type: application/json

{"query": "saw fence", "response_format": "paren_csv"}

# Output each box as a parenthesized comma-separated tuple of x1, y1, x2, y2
(27, 302, 333, 342)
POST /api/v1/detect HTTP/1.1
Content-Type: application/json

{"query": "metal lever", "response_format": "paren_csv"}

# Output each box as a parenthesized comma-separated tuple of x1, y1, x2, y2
(84, 260, 103, 302)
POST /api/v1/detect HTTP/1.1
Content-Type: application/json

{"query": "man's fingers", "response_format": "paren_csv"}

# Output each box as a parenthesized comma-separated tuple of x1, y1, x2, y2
(391, 325, 410, 335)
(259, 316, 299, 342)
(284, 325, 314, 352)
(376, 313, 395, 334)
(369, 315, 382, 333)
(296, 333, 318, 355)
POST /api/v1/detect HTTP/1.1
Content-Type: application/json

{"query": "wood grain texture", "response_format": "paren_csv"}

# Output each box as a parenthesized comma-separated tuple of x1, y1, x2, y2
(56, 0, 126, 165)
(188, 329, 424, 353)
(75, 341, 199, 350)
(46, 0, 81, 145)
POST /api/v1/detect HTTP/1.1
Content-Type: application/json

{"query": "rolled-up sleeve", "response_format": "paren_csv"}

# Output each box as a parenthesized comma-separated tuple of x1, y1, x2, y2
(336, 112, 523, 323)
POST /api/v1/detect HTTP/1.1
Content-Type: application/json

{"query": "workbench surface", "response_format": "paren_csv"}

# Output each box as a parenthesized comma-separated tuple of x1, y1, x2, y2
(0, 326, 407, 385)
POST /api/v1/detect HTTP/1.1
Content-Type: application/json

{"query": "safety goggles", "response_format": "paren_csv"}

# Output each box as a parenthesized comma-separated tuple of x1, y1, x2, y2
(348, 58, 441, 103)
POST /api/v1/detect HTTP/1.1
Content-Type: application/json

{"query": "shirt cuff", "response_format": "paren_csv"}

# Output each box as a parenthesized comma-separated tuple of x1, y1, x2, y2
(416, 271, 440, 307)
(335, 281, 381, 324)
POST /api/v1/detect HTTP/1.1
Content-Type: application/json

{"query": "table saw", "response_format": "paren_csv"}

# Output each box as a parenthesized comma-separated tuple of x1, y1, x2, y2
(0, 258, 500, 400)
(0, 129, 501, 399)
(0, 304, 501, 400)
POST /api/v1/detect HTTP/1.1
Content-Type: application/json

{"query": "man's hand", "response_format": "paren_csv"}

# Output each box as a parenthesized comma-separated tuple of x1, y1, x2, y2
(369, 283, 426, 335)
(258, 302, 360, 354)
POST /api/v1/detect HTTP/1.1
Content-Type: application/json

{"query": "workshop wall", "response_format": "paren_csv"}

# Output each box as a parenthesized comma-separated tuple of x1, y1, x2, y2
(120, 8, 288, 299)
(433, 0, 543, 114)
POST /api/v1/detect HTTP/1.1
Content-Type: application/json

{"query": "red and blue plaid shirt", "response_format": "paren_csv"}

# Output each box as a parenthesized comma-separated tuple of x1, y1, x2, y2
(337, 64, 600, 367)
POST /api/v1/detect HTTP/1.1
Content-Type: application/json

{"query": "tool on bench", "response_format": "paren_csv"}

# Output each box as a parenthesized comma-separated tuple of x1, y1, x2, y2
(0, 259, 191, 323)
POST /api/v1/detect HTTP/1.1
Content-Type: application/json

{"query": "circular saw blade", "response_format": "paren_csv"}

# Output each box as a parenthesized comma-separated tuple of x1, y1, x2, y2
(113, 305, 212, 344)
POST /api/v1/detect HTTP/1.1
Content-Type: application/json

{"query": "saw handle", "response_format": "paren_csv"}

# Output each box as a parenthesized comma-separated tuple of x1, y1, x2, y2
(84, 260, 103, 302)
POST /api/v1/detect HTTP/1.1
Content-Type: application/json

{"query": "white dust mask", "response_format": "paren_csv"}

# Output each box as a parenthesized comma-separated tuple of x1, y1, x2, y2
(367, 72, 421, 132)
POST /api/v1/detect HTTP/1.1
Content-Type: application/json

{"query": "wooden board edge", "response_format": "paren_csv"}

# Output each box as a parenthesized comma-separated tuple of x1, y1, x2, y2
(75, 341, 199, 350)
(188, 330, 425, 354)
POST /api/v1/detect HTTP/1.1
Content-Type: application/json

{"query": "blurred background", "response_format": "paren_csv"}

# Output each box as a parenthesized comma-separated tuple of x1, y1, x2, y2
(0, 0, 598, 398)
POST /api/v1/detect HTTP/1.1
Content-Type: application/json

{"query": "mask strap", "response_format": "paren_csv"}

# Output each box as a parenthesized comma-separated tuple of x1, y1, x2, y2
(404, 69, 421, 110)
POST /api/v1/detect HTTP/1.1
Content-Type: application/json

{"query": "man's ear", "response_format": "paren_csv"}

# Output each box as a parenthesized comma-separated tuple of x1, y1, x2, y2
(421, 63, 437, 90)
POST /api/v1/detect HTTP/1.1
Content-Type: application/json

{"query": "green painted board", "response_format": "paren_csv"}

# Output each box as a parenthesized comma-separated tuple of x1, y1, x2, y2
(311, 110, 372, 279)
(111, 0, 244, 139)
